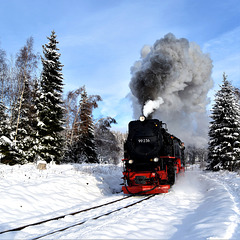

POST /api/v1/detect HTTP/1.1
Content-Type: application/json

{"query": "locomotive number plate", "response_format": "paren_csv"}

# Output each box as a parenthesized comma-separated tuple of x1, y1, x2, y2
(138, 138, 151, 143)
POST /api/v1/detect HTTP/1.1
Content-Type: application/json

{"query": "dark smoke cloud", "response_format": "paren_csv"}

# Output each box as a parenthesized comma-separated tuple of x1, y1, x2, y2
(130, 53, 172, 106)
(129, 33, 213, 147)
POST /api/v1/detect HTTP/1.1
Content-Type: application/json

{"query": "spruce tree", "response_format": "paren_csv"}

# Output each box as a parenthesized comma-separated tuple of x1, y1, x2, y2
(37, 31, 65, 163)
(0, 102, 8, 137)
(208, 73, 240, 170)
(29, 80, 41, 160)
(95, 117, 120, 164)
(7, 37, 38, 164)
(0, 102, 11, 163)
(71, 87, 101, 163)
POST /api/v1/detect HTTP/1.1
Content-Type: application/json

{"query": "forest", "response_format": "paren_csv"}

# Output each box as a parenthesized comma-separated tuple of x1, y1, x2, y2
(0, 31, 240, 171)
(0, 31, 124, 165)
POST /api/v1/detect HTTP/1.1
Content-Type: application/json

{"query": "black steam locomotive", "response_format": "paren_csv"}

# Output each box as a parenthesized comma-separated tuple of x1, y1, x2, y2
(122, 116, 185, 194)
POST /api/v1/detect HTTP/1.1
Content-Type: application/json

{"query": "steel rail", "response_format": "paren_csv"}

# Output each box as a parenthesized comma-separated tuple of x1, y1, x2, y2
(0, 195, 132, 235)
(33, 194, 155, 240)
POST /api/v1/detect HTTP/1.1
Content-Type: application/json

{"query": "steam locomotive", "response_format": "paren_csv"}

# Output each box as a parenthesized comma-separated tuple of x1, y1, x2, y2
(122, 116, 185, 194)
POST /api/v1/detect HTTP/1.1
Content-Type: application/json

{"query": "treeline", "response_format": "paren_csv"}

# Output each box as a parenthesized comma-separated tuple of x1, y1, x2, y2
(185, 145, 208, 166)
(0, 31, 124, 165)
(1, 31, 239, 170)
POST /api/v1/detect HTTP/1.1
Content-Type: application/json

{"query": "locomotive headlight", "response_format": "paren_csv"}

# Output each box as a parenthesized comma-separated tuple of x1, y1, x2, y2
(139, 116, 145, 122)
(128, 159, 134, 164)
(153, 157, 159, 162)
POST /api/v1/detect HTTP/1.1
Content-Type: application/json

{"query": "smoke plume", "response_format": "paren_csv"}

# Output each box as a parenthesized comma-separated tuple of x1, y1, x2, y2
(129, 33, 213, 147)
(143, 97, 164, 117)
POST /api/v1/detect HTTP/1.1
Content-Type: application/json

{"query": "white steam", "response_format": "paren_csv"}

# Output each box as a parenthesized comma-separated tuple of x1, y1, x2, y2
(129, 33, 213, 147)
(143, 97, 164, 117)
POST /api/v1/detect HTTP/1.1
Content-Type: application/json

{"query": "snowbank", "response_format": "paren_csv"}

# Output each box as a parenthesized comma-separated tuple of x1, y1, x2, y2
(0, 163, 122, 228)
(1, 163, 240, 239)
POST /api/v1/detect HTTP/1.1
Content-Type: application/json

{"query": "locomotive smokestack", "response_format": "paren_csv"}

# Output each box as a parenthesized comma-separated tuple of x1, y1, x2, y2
(129, 33, 213, 147)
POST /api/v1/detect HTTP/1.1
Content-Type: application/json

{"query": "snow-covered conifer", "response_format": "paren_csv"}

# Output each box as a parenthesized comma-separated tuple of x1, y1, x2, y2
(6, 37, 39, 164)
(95, 117, 121, 164)
(37, 31, 65, 163)
(208, 73, 240, 171)
(29, 80, 41, 161)
(70, 87, 101, 163)
(235, 87, 240, 101)
(0, 102, 11, 163)
(0, 102, 8, 136)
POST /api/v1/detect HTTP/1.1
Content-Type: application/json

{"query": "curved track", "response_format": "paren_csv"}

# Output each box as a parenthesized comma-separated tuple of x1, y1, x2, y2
(0, 194, 155, 239)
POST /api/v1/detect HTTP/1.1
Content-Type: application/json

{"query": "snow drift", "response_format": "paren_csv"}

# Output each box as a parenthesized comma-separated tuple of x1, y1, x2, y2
(1, 163, 240, 239)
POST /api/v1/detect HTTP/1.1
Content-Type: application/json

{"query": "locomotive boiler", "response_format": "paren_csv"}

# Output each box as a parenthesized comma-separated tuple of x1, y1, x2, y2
(122, 116, 185, 194)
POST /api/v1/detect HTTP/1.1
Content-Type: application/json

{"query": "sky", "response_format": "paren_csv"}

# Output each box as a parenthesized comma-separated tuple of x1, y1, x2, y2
(0, 0, 240, 132)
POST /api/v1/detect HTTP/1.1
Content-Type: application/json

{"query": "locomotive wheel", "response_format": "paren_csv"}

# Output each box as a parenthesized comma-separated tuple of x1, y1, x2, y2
(167, 165, 176, 185)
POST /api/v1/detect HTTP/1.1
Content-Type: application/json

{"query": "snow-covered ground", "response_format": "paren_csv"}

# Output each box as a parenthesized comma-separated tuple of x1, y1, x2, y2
(1, 163, 240, 239)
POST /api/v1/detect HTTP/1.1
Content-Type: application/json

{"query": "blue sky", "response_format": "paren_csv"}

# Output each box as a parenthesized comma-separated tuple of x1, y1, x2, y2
(0, 0, 239, 131)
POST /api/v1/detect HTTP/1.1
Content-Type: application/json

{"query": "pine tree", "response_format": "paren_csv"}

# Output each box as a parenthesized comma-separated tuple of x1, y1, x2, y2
(7, 37, 39, 164)
(95, 117, 120, 164)
(29, 79, 41, 160)
(208, 73, 240, 171)
(0, 102, 12, 163)
(37, 31, 65, 163)
(235, 87, 240, 101)
(0, 103, 8, 137)
(70, 87, 101, 163)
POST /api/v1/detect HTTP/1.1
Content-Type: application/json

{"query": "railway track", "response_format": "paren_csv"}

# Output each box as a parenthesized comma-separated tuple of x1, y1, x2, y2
(0, 194, 156, 239)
